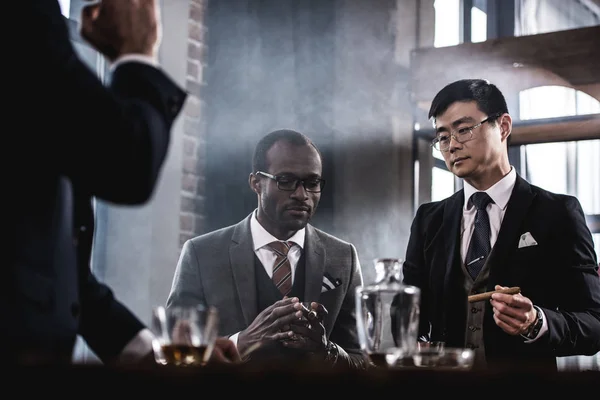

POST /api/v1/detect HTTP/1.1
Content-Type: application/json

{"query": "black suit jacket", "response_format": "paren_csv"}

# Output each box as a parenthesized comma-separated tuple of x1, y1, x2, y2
(5, 0, 186, 363)
(403, 174, 600, 370)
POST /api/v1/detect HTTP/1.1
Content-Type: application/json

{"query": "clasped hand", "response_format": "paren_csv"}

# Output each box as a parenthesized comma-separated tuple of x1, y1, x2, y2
(283, 301, 329, 356)
(237, 297, 329, 359)
(237, 297, 304, 358)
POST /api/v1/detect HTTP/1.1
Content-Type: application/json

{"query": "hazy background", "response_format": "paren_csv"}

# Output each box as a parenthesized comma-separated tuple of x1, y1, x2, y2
(59, 0, 599, 370)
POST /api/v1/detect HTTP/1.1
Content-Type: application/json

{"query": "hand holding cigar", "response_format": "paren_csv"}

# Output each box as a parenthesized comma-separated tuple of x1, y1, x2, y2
(300, 302, 327, 322)
(468, 286, 521, 303)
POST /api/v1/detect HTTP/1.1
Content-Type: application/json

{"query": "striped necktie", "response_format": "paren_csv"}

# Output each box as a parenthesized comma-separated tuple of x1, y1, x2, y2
(465, 192, 494, 279)
(268, 241, 293, 296)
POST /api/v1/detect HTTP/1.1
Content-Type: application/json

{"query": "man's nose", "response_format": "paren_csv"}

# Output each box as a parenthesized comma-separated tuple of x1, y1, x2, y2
(448, 134, 462, 152)
(290, 182, 309, 199)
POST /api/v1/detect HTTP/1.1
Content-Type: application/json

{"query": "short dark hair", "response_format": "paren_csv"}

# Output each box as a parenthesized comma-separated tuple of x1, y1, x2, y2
(428, 79, 511, 146)
(429, 79, 509, 120)
(252, 129, 323, 173)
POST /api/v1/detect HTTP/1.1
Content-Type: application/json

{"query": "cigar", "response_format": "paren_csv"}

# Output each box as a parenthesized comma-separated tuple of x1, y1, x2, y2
(301, 303, 319, 320)
(468, 287, 521, 303)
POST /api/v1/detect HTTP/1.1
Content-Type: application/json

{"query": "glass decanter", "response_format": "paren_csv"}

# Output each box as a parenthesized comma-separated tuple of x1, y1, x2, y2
(355, 258, 420, 367)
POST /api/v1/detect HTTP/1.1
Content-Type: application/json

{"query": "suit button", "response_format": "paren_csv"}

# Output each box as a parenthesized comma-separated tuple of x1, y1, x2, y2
(71, 303, 80, 317)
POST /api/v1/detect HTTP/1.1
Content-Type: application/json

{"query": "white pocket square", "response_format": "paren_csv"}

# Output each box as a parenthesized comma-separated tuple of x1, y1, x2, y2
(321, 273, 341, 293)
(518, 232, 538, 248)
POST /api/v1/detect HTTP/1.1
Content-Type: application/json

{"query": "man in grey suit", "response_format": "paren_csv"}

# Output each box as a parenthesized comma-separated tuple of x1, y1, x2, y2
(166, 129, 367, 369)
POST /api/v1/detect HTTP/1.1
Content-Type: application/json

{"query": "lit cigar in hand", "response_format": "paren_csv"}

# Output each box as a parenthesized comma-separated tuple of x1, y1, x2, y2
(301, 302, 319, 320)
(468, 287, 521, 303)
(301, 302, 328, 323)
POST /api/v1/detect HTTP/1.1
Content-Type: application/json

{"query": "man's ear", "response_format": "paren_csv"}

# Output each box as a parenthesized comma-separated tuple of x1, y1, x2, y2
(249, 173, 260, 195)
(499, 113, 512, 142)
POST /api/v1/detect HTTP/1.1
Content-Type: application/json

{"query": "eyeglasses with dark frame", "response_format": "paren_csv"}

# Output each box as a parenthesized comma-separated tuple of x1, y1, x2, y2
(431, 113, 501, 152)
(255, 171, 326, 193)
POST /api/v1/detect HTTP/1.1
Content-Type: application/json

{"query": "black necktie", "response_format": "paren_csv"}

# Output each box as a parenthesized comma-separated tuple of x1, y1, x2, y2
(465, 192, 493, 279)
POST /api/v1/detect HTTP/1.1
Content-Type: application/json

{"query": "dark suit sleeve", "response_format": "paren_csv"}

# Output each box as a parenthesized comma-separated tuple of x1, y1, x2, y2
(18, 0, 187, 204)
(540, 196, 600, 356)
(78, 273, 147, 363)
(328, 244, 369, 369)
(402, 204, 432, 341)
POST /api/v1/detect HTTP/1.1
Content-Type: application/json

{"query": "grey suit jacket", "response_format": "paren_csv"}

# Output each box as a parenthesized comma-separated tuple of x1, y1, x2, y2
(166, 213, 367, 368)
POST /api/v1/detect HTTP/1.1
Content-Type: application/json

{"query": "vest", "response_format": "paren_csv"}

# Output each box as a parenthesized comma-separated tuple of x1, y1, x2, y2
(245, 253, 309, 365)
(255, 253, 306, 310)
(460, 247, 497, 370)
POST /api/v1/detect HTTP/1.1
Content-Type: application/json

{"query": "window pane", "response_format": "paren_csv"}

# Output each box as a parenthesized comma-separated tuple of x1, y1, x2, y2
(520, 85, 600, 120)
(515, 0, 599, 37)
(576, 91, 600, 115)
(434, 0, 461, 48)
(471, 6, 487, 43)
(525, 142, 568, 195)
(58, 0, 70, 17)
(432, 167, 455, 202)
(519, 86, 577, 120)
(577, 140, 600, 215)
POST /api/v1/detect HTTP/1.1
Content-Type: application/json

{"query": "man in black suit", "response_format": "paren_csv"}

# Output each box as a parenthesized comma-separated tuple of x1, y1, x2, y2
(402, 79, 600, 371)
(5, 0, 187, 364)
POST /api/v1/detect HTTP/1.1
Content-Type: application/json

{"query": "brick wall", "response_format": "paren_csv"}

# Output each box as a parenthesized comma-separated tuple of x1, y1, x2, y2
(179, 0, 208, 250)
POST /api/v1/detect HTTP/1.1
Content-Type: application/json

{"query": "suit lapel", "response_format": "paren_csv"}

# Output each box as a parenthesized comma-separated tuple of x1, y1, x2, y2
(230, 214, 258, 326)
(487, 175, 536, 290)
(303, 225, 325, 303)
(442, 190, 464, 292)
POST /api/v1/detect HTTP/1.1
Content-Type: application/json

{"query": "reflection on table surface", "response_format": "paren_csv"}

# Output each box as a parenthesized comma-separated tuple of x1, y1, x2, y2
(5, 359, 600, 393)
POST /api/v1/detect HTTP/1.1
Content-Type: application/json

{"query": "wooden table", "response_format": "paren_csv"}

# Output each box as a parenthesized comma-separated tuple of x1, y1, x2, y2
(6, 360, 599, 395)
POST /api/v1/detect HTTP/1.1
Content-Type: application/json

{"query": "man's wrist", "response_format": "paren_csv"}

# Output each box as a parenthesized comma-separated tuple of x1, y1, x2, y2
(524, 305, 543, 339)
(323, 340, 339, 364)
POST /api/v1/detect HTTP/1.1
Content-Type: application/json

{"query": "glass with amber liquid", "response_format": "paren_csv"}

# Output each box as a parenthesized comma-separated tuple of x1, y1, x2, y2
(355, 258, 420, 368)
(151, 304, 219, 366)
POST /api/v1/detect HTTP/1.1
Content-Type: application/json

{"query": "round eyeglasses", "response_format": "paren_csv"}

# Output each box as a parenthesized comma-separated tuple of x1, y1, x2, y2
(431, 114, 500, 152)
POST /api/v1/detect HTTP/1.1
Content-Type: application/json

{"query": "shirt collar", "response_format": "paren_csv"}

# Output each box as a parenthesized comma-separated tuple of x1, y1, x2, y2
(463, 166, 516, 211)
(250, 209, 305, 251)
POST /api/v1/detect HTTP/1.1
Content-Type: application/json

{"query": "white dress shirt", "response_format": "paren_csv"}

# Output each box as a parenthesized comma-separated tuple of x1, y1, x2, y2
(460, 167, 516, 262)
(110, 54, 158, 71)
(250, 209, 305, 281)
(229, 210, 305, 347)
(460, 167, 547, 342)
